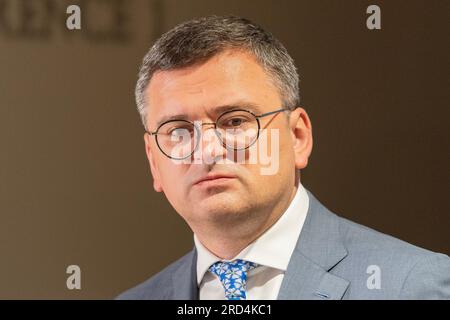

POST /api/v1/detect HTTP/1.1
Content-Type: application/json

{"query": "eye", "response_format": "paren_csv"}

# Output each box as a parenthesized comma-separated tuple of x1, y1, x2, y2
(223, 117, 248, 128)
(160, 122, 194, 137)
(168, 126, 193, 136)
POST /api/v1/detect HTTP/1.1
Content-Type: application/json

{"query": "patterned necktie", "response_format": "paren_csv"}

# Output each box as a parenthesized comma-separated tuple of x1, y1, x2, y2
(208, 259, 259, 300)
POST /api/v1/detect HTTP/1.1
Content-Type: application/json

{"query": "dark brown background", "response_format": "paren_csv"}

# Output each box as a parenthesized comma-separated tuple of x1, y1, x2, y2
(0, 0, 448, 299)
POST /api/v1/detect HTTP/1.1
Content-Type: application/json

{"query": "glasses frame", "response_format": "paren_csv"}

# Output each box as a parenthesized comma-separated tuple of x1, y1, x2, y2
(146, 107, 293, 160)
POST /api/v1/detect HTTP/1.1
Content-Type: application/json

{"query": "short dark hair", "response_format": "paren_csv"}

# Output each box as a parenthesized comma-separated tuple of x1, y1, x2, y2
(135, 15, 300, 129)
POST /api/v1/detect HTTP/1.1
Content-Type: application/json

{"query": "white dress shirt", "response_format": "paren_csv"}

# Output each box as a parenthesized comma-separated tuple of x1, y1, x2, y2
(194, 183, 309, 300)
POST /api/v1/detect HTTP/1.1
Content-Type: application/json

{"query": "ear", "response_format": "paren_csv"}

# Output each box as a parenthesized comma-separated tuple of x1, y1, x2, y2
(144, 133, 163, 192)
(289, 107, 313, 170)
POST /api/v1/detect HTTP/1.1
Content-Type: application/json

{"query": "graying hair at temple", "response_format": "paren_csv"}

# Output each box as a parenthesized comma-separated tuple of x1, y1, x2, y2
(135, 15, 300, 130)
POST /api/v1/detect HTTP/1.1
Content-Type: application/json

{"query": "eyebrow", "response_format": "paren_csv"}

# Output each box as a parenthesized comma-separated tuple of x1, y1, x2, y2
(154, 101, 263, 129)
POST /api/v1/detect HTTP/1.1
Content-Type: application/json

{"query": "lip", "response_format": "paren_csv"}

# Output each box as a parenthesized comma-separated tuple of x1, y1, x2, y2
(193, 173, 237, 186)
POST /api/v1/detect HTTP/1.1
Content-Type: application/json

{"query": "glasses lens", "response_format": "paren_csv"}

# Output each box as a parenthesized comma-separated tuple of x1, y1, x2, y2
(216, 110, 259, 150)
(156, 120, 196, 159)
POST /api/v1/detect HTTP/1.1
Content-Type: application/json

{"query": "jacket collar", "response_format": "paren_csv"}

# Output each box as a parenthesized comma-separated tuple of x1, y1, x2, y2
(277, 190, 349, 299)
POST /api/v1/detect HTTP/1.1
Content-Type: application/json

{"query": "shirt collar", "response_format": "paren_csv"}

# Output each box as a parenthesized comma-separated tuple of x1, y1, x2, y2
(194, 182, 309, 285)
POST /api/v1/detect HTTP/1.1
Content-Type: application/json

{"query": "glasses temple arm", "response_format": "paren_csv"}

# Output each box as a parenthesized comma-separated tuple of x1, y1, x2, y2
(256, 107, 290, 119)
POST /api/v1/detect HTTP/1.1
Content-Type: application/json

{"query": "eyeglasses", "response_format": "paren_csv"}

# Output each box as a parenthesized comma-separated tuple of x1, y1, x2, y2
(146, 108, 291, 160)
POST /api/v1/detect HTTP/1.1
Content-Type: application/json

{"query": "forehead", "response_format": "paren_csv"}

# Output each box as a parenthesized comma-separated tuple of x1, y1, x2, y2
(145, 49, 281, 126)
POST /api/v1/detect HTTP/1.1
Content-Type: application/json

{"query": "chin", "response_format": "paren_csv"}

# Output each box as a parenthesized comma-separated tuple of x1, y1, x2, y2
(197, 193, 253, 220)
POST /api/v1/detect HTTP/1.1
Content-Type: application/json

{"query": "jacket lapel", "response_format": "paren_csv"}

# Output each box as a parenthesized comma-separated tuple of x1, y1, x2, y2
(278, 190, 349, 300)
(171, 248, 199, 299)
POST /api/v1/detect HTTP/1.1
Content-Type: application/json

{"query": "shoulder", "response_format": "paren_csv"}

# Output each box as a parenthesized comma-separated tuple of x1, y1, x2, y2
(115, 250, 194, 300)
(335, 214, 450, 298)
(306, 190, 449, 298)
(338, 214, 436, 257)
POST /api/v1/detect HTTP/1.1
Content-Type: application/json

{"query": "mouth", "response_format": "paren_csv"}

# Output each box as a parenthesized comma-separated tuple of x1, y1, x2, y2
(193, 173, 237, 187)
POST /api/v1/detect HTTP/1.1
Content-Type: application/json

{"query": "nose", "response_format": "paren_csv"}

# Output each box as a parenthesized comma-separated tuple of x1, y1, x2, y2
(197, 122, 227, 164)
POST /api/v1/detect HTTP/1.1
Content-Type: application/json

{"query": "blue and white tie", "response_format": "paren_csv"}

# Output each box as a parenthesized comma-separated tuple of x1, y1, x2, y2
(208, 259, 259, 300)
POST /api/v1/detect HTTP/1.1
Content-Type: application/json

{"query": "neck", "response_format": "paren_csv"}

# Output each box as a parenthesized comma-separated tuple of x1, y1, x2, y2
(194, 183, 299, 260)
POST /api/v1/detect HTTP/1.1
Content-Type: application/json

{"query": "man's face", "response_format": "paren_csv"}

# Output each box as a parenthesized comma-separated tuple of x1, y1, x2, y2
(143, 49, 311, 228)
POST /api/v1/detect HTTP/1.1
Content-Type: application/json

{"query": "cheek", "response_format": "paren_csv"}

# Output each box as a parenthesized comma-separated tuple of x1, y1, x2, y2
(267, 127, 294, 165)
(158, 164, 189, 208)
(279, 127, 295, 156)
(159, 163, 185, 189)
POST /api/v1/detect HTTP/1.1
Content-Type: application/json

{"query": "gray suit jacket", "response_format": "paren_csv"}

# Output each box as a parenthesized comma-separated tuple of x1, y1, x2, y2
(117, 190, 450, 299)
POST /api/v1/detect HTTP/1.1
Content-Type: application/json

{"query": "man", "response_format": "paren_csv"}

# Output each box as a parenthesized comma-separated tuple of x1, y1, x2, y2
(118, 16, 450, 300)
